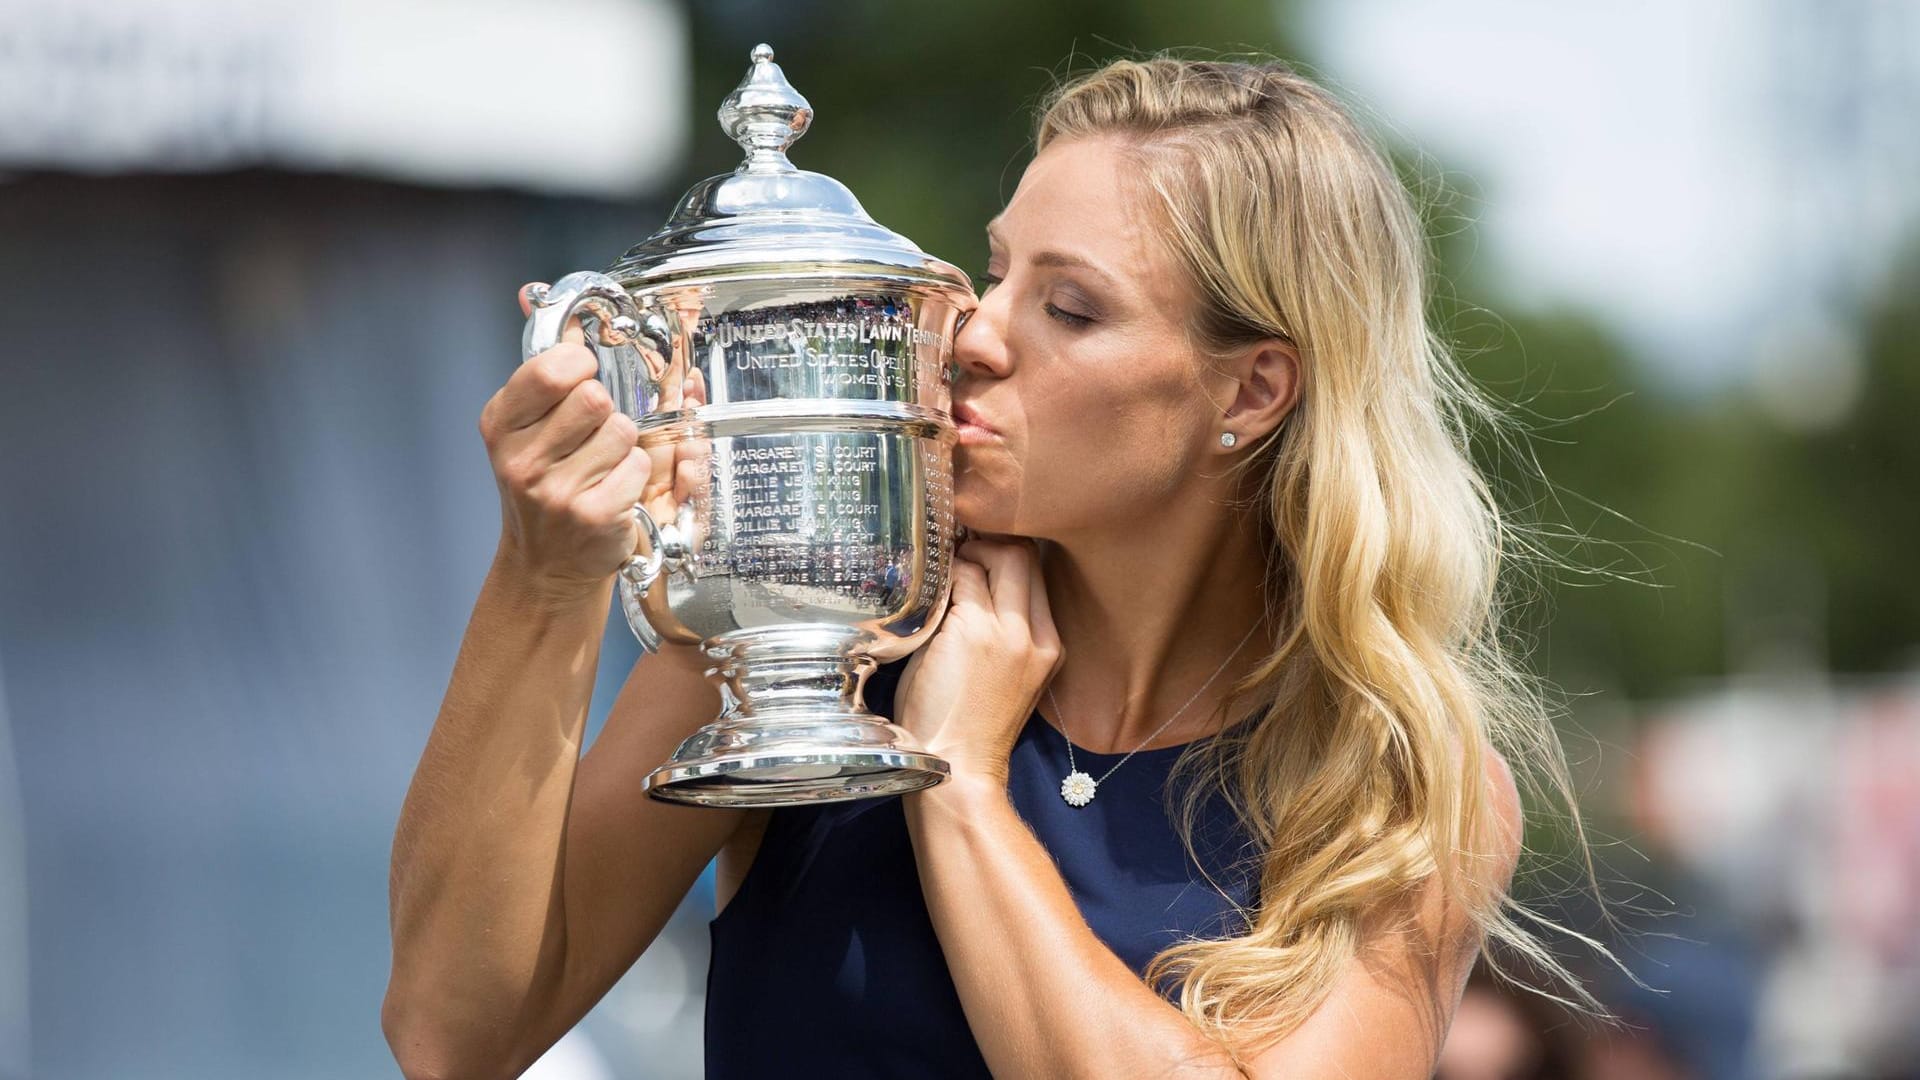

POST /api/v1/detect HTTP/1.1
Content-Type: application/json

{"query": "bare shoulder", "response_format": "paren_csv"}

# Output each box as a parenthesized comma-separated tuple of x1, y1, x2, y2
(1237, 744, 1528, 1076)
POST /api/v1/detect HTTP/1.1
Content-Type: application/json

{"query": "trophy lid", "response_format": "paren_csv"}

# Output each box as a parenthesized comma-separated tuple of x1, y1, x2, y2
(609, 45, 972, 295)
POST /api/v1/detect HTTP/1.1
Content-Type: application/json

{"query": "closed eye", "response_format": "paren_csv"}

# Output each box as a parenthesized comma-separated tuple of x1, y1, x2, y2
(1044, 303, 1093, 328)
(980, 267, 1094, 327)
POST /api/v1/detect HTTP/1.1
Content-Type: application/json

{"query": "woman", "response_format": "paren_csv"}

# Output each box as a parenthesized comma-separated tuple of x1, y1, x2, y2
(384, 55, 1599, 1078)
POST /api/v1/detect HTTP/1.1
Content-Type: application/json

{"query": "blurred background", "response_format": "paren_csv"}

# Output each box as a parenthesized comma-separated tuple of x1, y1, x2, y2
(0, 0, 1915, 1076)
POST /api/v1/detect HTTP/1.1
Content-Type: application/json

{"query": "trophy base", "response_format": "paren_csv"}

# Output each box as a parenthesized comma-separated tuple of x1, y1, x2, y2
(644, 714, 951, 807)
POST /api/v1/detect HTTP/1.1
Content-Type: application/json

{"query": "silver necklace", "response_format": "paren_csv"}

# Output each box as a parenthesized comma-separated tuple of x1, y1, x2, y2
(1046, 622, 1262, 807)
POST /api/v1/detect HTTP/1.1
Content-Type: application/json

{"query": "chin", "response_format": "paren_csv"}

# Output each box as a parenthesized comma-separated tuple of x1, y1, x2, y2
(952, 474, 1021, 537)
(953, 497, 1009, 536)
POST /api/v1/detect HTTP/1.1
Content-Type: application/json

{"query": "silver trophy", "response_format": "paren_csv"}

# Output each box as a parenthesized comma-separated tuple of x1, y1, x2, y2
(521, 45, 971, 807)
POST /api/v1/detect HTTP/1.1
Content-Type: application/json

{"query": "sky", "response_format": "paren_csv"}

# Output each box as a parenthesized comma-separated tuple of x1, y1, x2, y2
(1301, 0, 1920, 402)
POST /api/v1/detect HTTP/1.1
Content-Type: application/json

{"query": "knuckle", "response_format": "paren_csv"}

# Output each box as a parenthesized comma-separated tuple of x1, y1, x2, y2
(602, 445, 641, 474)
(572, 378, 613, 417)
(477, 392, 508, 440)
(499, 455, 541, 492)
(528, 366, 571, 399)
(531, 484, 575, 519)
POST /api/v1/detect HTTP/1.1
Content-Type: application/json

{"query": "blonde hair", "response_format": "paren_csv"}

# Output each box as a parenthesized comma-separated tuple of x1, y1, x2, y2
(1036, 56, 1613, 1056)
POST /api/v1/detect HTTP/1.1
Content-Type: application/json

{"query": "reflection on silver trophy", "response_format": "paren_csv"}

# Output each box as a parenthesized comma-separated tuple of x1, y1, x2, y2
(520, 45, 972, 807)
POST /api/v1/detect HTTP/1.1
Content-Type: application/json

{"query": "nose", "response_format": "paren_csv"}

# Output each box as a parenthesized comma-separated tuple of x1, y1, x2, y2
(952, 285, 1012, 380)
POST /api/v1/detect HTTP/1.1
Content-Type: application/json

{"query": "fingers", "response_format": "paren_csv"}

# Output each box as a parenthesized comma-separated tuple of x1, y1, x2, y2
(958, 537, 1037, 623)
(673, 453, 708, 504)
(578, 442, 653, 519)
(951, 536, 1058, 668)
(489, 284, 592, 434)
(522, 377, 622, 467)
(486, 340, 597, 435)
(946, 541, 1059, 688)
(543, 408, 640, 495)
(948, 556, 990, 610)
(481, 284, 659, 590)
(641, 440, 678, 505)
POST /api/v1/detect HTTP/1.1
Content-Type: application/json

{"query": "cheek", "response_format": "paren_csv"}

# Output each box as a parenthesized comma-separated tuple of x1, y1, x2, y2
(953, 384, 1203, 532)
(1068, 402, 1198, 496)
(1056, 359, 1211, 475)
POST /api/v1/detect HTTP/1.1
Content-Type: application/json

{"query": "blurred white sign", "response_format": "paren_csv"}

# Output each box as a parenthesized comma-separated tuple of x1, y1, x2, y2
(0, 0, 689, 196)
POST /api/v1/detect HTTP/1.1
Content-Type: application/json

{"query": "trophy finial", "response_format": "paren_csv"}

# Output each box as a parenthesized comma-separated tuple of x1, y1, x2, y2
(719, 42, 813, 169)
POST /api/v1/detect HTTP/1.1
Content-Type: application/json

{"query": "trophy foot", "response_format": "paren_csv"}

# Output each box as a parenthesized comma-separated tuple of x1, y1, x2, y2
(644, 715, 950, 807)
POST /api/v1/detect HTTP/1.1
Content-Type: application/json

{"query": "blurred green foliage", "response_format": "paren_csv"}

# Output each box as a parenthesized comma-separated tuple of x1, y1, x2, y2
(1447, 217, 1920, 701)
(671, 2, 1919, 705)
(682, 0, 1299, 281)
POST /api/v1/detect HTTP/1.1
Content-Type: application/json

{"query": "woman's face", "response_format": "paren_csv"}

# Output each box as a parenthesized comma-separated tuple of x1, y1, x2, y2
(951, 136, 1235, 538)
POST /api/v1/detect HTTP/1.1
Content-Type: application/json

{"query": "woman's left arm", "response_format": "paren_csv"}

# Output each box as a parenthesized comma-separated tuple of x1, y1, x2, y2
(896, 538, 1524, 1080)
(903, 774, 1242, 1076)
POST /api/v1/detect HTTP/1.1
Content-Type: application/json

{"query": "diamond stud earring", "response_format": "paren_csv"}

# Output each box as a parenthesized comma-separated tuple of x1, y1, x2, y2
(1220, 431, 1238, 448)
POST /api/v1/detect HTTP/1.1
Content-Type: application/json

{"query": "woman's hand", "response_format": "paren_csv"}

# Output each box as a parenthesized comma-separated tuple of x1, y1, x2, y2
(483, 284, 708, 605)
(895, 536, 1063, 789)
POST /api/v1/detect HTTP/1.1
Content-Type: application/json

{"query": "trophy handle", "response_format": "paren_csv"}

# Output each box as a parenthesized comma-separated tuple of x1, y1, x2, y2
(619, 500, 697, 592)
(520, 271, 690, 603)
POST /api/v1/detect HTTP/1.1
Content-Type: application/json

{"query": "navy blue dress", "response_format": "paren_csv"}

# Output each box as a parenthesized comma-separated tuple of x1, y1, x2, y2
(704, 660, 1262, 1078)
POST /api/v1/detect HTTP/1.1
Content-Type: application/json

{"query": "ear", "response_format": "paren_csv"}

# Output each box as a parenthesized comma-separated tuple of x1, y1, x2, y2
(1219, 339, 1301, 448)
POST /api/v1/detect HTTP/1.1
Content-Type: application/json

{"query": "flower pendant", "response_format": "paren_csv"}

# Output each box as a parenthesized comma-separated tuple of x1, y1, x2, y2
(1060, 771, 1098, 807)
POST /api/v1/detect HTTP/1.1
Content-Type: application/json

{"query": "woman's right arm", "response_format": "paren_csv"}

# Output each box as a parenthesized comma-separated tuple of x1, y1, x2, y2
(382, 295, 742, 1080)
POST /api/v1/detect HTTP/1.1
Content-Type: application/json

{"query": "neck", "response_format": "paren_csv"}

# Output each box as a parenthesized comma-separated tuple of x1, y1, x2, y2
(1038, 490, 1277, 754)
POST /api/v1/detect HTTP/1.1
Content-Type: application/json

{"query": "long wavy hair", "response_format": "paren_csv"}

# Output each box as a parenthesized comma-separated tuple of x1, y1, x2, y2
(1036, 56, 1613, 1058)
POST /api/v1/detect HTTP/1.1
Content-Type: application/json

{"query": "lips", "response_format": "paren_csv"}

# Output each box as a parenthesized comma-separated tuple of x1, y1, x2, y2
(951, 400, 1001, 446)
(951, 401, 996, 433)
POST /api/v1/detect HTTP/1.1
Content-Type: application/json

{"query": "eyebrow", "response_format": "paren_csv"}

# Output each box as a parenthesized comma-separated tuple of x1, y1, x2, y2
(984, 220, 1120, 287)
